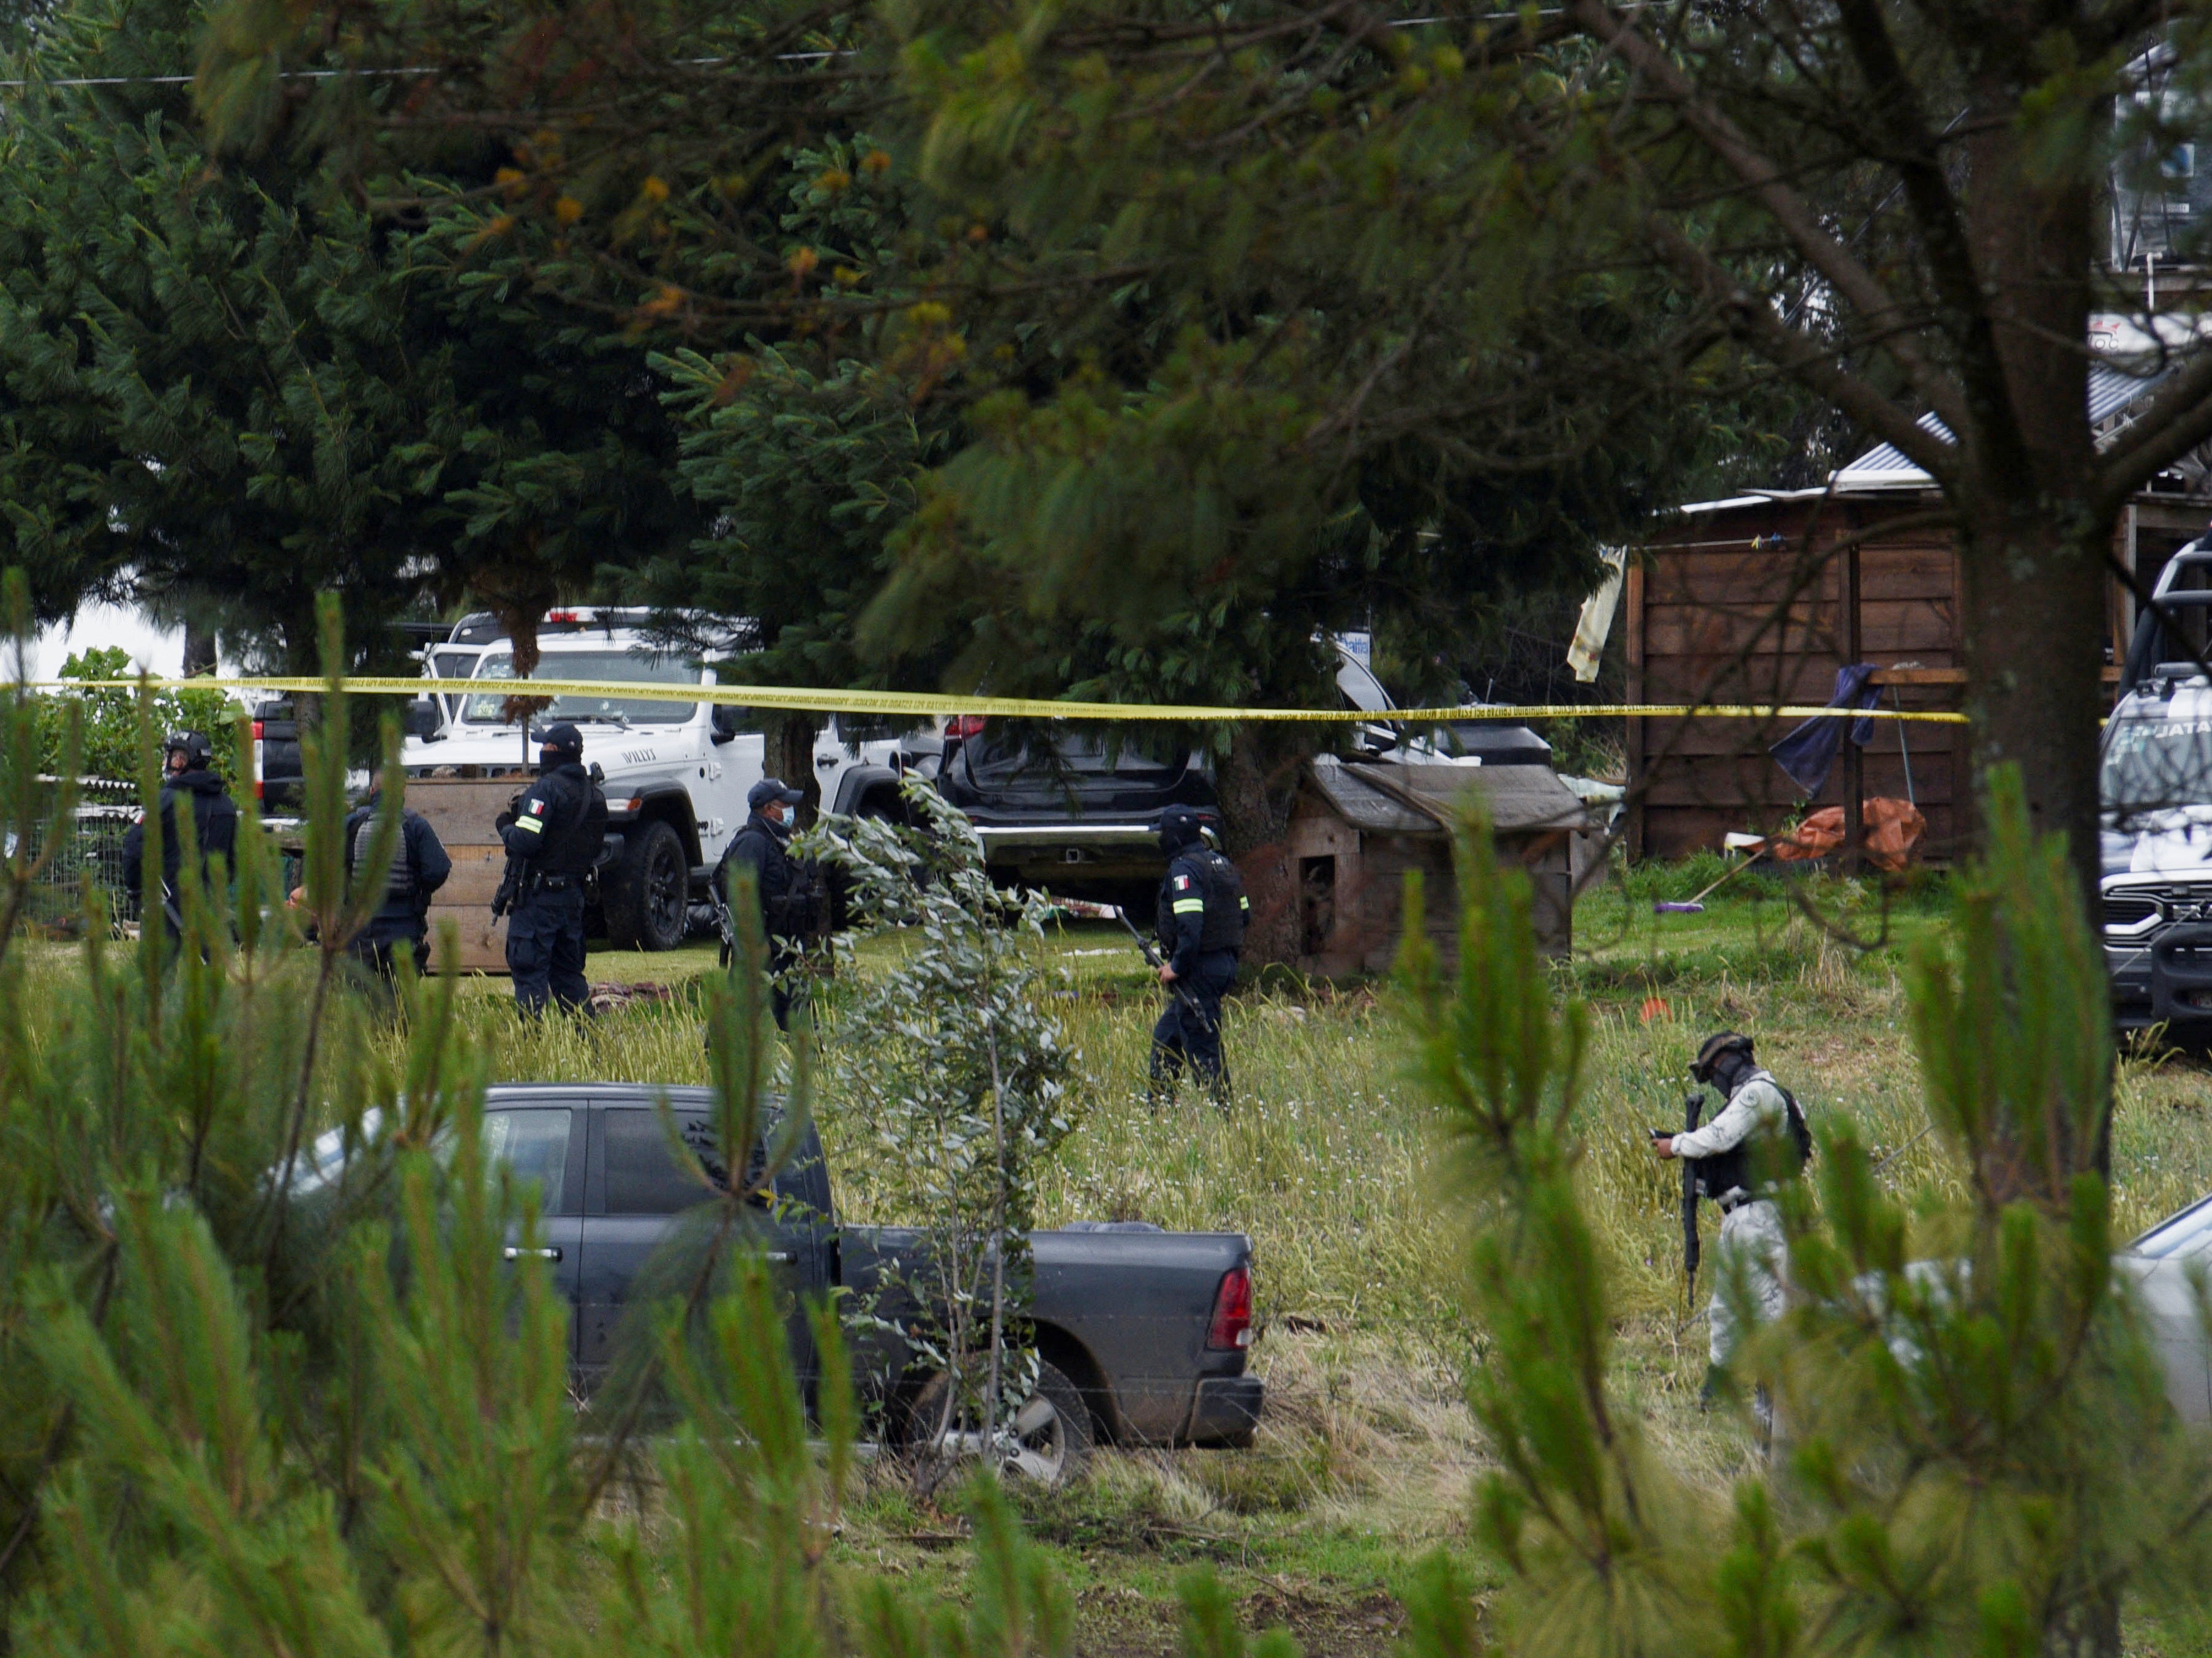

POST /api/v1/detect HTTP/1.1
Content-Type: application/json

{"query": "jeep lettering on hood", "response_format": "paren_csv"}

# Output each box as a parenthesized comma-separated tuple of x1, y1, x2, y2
(622, 749, 657, 766)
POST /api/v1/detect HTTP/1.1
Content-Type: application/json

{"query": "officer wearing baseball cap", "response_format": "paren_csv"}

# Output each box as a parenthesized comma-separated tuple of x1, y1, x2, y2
(1149, 804, 1248, 1106)
(714, 776, 818, 1029)
(498, 722, 607, 1015)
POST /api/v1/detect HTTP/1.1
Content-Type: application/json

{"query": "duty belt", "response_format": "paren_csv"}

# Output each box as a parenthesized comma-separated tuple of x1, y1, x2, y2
(536, 873, 579, 893)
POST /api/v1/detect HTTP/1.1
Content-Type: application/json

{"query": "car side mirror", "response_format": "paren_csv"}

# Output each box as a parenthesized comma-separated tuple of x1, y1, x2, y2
(404, 698, 441, 741)
(711, 703, 747, 746)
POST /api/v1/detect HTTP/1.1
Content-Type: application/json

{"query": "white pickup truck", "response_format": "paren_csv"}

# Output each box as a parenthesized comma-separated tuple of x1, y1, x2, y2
(400, 612, 937, 950)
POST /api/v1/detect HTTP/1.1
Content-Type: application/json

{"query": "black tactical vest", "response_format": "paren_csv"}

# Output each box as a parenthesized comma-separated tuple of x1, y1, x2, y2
(1158, 848, 1250, 953)
(1694, 1079, 1813, 1201)
(535, 765, 610, 877)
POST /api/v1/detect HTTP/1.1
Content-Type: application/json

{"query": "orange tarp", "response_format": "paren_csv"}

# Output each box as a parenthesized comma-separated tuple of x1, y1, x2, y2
(1766, 798, 1927, 872)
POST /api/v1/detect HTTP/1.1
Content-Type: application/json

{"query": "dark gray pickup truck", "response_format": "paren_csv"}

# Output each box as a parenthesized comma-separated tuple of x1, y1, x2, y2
(304, 1084, 1263, 1477)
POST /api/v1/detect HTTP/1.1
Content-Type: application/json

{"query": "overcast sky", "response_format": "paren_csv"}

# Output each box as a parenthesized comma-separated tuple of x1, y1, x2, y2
(27, 602, 189, 680)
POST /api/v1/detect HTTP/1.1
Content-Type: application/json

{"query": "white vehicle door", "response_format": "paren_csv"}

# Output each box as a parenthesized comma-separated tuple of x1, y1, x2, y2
(695, 672, 763, 865)
(813, 713, 917, 814)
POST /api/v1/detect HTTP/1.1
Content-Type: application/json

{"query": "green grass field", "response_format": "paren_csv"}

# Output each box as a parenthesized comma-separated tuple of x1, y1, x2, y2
(391, 874, 2212, 1656)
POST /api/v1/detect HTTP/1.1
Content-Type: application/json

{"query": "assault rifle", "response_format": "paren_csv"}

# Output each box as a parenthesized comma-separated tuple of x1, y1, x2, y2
(489, 796, 528, 920)
(1112, 906, 1214, 1032)
(1676, 1090, 1705, 1307)
(713, 876, 738, 967)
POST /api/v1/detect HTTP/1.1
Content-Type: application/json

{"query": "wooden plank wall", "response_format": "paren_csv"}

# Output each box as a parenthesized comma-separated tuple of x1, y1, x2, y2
(1627, 497, 1966, 861)
(408, 778, 520, 972)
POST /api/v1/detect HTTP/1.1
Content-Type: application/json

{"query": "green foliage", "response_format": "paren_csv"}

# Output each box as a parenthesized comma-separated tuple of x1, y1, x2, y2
(806, 780, 1076, 1486)
(0, 570, 1104, 1656)
(1905, 767, 2112, 1202)
(0, 0, 697, 669)
(1397, 771, 2212, 1657)
(1175, 1567, 1297, 1658)
(36, 647, 241, 787)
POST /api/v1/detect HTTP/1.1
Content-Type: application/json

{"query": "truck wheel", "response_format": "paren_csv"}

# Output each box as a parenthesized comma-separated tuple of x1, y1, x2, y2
(604, 819, 689, 952)
(902, 1359, 1093, 1488)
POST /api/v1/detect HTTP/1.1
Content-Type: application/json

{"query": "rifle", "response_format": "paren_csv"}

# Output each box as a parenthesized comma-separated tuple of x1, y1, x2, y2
(1112, 907, 1214, 1031)
(713, 877, 737, 967)
(490, 800, 527, 920)
(1679, 1090, 1705, 1307)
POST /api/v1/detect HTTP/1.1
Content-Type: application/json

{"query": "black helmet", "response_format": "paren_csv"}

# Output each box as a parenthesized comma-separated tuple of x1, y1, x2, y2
(1689, 1030, 1755, 1086)
(534, 722, 584, 758)
(1158, 805, 1204, 854)
(164, 730, 214, 771)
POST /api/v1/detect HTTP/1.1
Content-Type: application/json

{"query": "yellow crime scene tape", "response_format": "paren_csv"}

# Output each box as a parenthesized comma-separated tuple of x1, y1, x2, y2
(24, 677, 1973, 726)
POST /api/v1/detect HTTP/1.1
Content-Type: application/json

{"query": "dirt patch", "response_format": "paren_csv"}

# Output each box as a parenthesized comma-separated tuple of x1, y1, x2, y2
(1068, 1580, 1406, 1658)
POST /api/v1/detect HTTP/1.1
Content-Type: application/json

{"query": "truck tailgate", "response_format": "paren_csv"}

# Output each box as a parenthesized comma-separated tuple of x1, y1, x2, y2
(838, 1225, 1259, 1447)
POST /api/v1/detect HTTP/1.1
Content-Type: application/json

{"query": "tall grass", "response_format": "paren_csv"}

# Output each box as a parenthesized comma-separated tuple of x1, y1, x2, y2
(285, 906, 2212, 1346)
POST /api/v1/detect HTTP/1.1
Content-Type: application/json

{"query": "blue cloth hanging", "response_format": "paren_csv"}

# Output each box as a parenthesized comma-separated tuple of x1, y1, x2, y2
(1769, 663, 1880, 796)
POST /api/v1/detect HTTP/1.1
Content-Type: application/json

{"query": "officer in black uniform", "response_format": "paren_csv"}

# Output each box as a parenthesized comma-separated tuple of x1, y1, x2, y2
(122, 730, 241, 934)
(714, 777, 815, 1029)
(1149, 804, 1248, 1106)
(343, 789, 452, 979)
(498, 722, 607, 1016)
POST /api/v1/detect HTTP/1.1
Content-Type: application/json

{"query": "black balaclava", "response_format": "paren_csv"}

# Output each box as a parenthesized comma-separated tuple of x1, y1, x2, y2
(1158, 806, 1203, 857)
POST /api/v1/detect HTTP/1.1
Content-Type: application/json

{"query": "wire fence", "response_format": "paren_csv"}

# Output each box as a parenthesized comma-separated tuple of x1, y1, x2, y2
(13, 801, 143, 931)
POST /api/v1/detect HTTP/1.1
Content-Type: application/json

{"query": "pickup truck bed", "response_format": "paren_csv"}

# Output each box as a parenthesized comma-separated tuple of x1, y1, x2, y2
(410, 1085, 1263, 1450)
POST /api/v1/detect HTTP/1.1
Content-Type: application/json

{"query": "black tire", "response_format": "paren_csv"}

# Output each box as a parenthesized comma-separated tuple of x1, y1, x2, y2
(604, 819, 689, 951)
(902, 1358, 1094, 1488)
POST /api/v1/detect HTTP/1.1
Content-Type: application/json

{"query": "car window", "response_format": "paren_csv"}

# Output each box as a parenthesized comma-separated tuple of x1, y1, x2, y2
(962, 728, 1191, 785)
(482, 1109, 572, 1209)
(462, 649, 700, 727)
(834, 713, 930, 746)
(2102, 708, 2212, 819)
(603, 1109, 722, 1215)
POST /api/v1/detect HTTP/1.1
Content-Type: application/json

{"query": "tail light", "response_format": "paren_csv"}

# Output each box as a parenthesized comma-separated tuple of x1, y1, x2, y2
(251, 721, 264, 801)
(1206, 1264, 1253, 1351)
(945, 715, 987, 740)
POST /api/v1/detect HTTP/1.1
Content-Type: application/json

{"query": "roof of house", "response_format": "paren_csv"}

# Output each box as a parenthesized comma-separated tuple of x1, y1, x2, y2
(1834, 360, 2170, 489)
(1302, 756, 1591, 835)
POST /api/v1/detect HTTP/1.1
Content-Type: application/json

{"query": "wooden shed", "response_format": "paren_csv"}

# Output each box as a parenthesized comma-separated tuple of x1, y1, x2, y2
(408, 778, 523, 972)
(1286, 758, 1592, 975)
(1627, 378, 2212, 862)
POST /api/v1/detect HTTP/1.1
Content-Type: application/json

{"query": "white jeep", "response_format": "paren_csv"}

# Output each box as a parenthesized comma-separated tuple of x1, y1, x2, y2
(400, 613, 935, 950)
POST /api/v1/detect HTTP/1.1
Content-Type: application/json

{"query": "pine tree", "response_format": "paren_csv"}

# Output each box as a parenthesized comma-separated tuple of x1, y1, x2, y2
(0, 574, 1102, 1654)
(1394, 772, 2212, 1658)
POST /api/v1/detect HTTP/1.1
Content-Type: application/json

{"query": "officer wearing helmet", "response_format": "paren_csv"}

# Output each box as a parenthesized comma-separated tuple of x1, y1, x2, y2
(1651, 1031, 1812, 1406)
(342, 787, 452, 980)
(121, 730, 240, 933)
(497, 722, 607, 1015)
(1149, 805, 1249, 1105)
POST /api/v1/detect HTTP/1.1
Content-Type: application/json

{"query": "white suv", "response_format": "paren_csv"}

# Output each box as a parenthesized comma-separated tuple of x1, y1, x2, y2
(401, 615, 935, 950)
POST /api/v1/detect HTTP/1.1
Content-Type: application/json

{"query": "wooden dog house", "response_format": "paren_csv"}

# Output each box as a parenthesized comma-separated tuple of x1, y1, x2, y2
(1286, 758, 1591, 975)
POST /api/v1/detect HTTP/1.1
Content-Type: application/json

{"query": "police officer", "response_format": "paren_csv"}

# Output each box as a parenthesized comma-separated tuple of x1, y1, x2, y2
(714, 777, 815, 1030)
(1651, 1031, 1811, 1415)
(122, 730, 240, 933)
(1149, 805, 1248, 1106)
(498, 722, 607, 1016)
(343, 789, 452, 979)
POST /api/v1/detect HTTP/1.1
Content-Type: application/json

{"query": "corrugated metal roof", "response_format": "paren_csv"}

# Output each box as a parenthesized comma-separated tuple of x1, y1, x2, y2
(1834, 362, 2169, 487)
